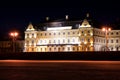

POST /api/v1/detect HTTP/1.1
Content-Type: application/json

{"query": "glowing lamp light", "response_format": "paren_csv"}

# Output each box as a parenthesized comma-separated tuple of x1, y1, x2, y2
(102, 27, 111, 32)
(102, 27, 111, 51)
(102, 28, 106, 31)
(10, 33, 14, 36)
(108, 28, 111, 31)
(10, 32, 18, 37)
(9, 31, 19, 52)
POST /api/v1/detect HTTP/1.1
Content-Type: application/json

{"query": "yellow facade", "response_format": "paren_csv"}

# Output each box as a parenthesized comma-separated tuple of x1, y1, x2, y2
(24, 19, 120, 52)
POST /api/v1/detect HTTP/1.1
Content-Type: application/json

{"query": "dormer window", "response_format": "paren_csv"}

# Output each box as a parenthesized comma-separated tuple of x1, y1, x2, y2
(26, 23, 35, 31)
(84, 24, 87, 26)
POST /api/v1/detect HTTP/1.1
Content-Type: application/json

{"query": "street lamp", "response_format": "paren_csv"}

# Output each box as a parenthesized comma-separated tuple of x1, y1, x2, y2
(9, 32, 19, 52)
(102, 27, 111, 51)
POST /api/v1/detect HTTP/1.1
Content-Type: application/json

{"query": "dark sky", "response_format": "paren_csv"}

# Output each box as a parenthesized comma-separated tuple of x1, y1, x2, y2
(0, 0, 120, 40)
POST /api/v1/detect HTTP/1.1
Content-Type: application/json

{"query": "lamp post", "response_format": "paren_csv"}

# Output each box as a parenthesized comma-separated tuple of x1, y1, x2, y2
(102, 27, 111, 51)
(10, 32, 18, 53)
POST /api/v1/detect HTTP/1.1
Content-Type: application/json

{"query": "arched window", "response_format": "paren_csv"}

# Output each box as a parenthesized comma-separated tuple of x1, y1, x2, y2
(49, 48, 51, 51)
(27, 34, 29, 38)
(68, 47, 70, 51)
(58, 40, 60, 44)
(111, 47, 113, 51)
(73, 47, 75, 51)
(116, 47, 119, 51)
(58, 47, 61, 51)
(32, 40, 34, 45)
(68, 39, 70, 43)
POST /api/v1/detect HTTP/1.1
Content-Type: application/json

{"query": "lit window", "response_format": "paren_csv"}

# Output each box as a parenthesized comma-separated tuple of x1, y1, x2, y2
(73, 32, 75, 34)
(45, 48, 46, 51)
(45, 40, 46, 43)
(58, 33, 60, 35)
(78, 47, 80, 51)
(116, 40, 119, 43)
(49, 48, 51, 51)
(73, 47, 75, 51)
(68, 47, 70, 51)
(32, 40, 34, 45)
(27, 34, 29, 37)
(37, 33, 39, 36)
(84, 24, 87, 26)
(104, 40, 105, 43)
(49, 40, 51, 43)
(32, 33, 34, 36)
(116, 32, 119, 35)
(45, 33, 47, 36)
(32, 48, 34, 51)
(63, 39, 65, 43)
(111, 32, 113, 35)
(68, 39, 70, 43)
(111, 47, 113, 51)
(73, 39, 75, 42)
(107, 40, 109, 43)
(49, 33, 51, 35)
(88, 39, 90, 42)
(54, 47, 56, 50)
(111, 40, 113, 43)
(82, 31, 84, 34)
(116, 47, 119, 51)
(81, 38, 84, 42)
(54, 40, 56, 43)
(58, 40, 60, 44)
(88, 47, 90, 51)
(27, 41, 29, 45)
(41, 33, 42, 36)
(68, 32, 70, 35)
(63, 47, 64, 50)
(58, 48, 60, 51)
(41, 48, 42, 51)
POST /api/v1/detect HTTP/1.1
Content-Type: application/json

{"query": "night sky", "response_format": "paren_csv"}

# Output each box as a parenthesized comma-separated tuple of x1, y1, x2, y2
(0, 0, 120, 40)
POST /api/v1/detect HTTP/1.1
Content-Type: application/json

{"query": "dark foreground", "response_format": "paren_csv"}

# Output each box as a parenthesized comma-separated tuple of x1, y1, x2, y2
(0, 51, 120, 60)
(0, 60, 120, 80)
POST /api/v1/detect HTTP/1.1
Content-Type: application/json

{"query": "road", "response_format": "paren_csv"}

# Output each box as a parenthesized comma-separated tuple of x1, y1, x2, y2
(0, 60, 120, 80)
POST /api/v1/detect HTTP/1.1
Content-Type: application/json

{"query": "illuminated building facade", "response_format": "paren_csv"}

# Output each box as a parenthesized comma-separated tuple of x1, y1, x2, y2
(24, 16, 120, 52)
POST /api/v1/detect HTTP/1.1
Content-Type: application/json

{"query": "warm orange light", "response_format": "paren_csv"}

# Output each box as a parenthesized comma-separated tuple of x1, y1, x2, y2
(10, 33, 14, 36)
(102, 28, 106, 31)
(14, 32, 18, 36)
(10, 32, 19, 37)
(108, 28, 111, 31)
(102, 27, 111, 32)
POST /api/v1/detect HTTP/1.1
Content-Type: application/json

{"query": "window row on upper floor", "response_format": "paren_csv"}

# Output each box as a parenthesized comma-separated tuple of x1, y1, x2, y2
(94, 30, 120, 36)
(95, 38, 119, 43)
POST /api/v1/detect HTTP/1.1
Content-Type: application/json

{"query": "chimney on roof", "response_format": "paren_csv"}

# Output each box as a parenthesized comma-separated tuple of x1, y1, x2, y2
(86, 13, 90, 18)
(65, 15, 69, 20)
(46, 17, 49, 21)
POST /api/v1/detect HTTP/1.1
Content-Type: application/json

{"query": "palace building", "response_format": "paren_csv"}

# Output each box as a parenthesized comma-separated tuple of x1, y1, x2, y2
(24, 15, 120, 52)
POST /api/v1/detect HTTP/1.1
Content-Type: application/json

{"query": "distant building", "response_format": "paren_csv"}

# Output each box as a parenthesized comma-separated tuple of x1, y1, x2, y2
(0, 40, 24, 53)
(24, 15, 120, 52)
